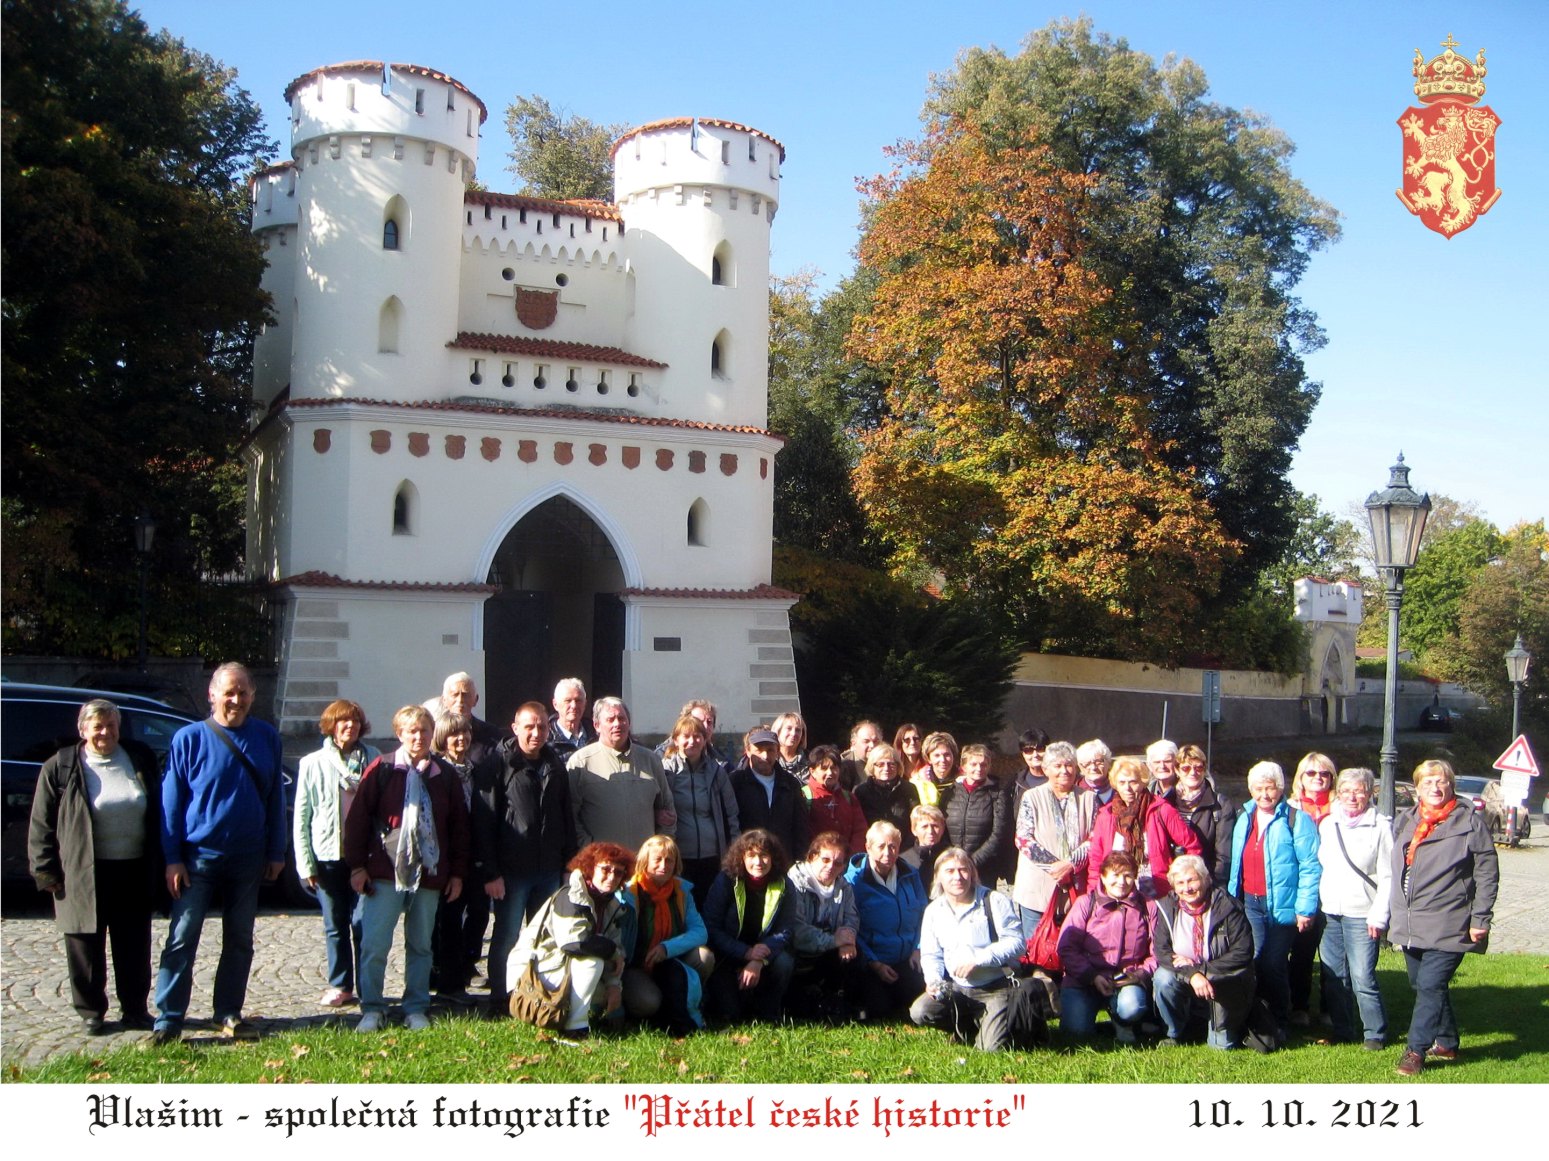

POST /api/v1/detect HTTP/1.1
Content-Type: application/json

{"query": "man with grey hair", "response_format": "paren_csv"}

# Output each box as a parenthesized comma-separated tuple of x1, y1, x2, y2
(1147, 738, 1180, 794)
(1077, 739, 1115, 806)
(426, 672, 504, 761)
(566, 697, 675, 852)
(547, 677, 595, 759)
(149, 663, 286, 1045)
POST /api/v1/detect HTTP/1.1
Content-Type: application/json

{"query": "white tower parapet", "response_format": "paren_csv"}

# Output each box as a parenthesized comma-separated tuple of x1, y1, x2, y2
(612, 118, 782, 429)
(284, 62, 485, 403)
(249, 162, 299, 411)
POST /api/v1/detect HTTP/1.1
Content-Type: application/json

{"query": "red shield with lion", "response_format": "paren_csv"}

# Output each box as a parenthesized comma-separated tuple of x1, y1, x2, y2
(1396, 37, 1502, 238)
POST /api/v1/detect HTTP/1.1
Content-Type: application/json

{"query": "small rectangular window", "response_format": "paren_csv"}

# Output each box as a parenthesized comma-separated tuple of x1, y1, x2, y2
(346, 83, 356, 111)
(519, 208, 527, 224)
(501, 215, 507, 229)
(447, 85, 455, 111)
(748, 135, 756, 160)
(465, 211, 472, 225)
(653, 637, 682, 652)
(484, 204, 492, 220)
(721, 140, 730, 165)
(414, 88, 425, 115)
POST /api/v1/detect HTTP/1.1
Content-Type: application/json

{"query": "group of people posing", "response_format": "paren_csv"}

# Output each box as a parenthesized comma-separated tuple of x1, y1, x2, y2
(28, 667, 1499, 1076)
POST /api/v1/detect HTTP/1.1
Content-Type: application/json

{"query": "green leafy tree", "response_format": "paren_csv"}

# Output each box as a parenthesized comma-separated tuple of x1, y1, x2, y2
(922, 18, 1341, 597)
(776, 548, 1017, 745)
(504, 95, 624, 201)
(1397, 518, 1504, 665)
(768, 271, 883, 564)
(2, 0, 275, 657)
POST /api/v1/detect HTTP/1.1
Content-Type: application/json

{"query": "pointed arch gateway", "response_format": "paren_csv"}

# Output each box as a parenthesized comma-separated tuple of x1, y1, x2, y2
(478, 489, 636, 727)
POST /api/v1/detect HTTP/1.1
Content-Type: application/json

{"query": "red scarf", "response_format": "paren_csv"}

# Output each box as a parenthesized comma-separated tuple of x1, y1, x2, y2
(630, 874, 683, 951)
(1113, 788, 1154, 860)
(1406, 797, 1460, 866)
(1180, 893, 1210, 962)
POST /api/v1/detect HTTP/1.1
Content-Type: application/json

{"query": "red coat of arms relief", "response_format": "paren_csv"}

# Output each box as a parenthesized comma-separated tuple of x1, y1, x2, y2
(515, 288, 559, 329)
(1396, 36, 1501, 238)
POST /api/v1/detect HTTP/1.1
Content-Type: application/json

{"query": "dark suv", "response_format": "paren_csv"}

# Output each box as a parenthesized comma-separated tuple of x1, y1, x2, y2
(1, 681, 309, 906)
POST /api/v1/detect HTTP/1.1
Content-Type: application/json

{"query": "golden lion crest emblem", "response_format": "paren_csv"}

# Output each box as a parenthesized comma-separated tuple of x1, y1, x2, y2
(1397, 37, 1501, 238)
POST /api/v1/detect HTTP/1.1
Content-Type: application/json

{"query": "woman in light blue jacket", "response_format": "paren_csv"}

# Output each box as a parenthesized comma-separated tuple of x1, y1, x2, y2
(293, 699, 379, 1008)
(1227, 760, 1320, 1043)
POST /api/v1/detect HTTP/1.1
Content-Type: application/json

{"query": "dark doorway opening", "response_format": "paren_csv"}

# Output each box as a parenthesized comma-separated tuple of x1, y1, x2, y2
(483, 496, 625, 728)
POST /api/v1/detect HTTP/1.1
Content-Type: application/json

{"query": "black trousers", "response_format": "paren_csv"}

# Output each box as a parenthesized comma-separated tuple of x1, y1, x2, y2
(63, 857, 153, 1020)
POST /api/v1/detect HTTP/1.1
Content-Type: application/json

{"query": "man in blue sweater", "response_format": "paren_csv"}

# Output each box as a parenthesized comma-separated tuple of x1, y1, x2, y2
(147, 663, 287, 1045)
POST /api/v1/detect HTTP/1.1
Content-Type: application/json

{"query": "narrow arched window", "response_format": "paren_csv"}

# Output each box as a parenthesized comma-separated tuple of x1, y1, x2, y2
(711, 241, 733, 286)
(711, 255, 723, 285)
(378, 297, 403, 353)
(687, 499, 709, 547)
(393, 481, 417, 535)
(383, 219, 400, 250)
(710, 339, 722, 376)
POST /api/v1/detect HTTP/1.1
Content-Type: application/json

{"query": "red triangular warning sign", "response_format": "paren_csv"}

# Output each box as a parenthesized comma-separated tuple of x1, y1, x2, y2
(1492, 734, 1539, 777)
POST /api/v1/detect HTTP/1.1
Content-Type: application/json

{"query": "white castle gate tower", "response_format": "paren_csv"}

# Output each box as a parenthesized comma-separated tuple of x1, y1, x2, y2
(245, 61, 799, 735)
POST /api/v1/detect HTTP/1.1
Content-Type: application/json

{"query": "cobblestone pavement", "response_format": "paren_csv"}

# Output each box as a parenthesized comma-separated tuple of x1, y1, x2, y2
(5, 833, 1547, 1070)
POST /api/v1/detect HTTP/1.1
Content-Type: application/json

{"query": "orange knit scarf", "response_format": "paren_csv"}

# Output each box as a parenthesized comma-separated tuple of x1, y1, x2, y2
(1406, 797, 1460, 866)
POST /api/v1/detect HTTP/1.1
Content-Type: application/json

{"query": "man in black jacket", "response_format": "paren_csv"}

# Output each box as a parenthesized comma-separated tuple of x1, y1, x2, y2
(475, 701, 576, 1016)
(729, 728, 809, 863)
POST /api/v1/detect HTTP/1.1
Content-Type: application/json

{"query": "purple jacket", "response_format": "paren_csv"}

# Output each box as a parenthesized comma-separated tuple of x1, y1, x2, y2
(1057, 888, 1158, 987)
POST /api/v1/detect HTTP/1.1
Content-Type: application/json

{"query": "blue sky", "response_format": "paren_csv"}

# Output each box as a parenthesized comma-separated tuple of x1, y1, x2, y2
(131, 0, 1549, 534)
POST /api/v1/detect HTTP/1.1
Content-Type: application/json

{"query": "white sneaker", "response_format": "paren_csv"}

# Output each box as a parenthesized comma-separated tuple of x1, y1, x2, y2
(319, 987, 355, 1008)
(355, 1012, 384, 1033)
(404, 1012, 431, 1032)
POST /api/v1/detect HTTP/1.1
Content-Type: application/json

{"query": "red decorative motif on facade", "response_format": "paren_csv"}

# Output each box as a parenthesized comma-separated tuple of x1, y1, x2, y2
(688, 450, 707, 474)
(481, 437, 501, 462)
(656, 449, 674, 471)
(554, 442, 574, 465)
(313, 429, 332, 454)
(445, 435, 466, 460)
(517, 440, 538, 463)
(408, 432, 430, 457)
(719, 453, 738, 476)
(760, 458, 768, 480)
(622, 446, 641, 470)
(588, 443, 607, 466)
(516, 288, 560, 330)
(370, 430, 391, 454)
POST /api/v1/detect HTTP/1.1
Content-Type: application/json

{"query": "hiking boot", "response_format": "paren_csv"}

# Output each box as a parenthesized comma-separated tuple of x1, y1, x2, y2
(1427, 1043, 1459, 1061)
(1395, 1049, 1425, 1077)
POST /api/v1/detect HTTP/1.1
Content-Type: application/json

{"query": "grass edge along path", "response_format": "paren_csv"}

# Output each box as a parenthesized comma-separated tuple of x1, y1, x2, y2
(9, 949, 1547, 1085)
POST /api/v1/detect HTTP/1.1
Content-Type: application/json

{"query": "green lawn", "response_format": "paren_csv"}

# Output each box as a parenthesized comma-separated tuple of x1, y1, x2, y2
(10, 949, 1547, 1084)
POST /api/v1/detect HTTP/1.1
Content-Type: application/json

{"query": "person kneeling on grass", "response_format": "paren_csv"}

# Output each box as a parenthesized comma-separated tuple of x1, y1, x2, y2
(909, 848, 1024, 1051)
(344, 705, 470, 1033)
(703, 829, 796, 1024)
(1150, 855, 1255, 1049)
(1057, 850, 1157, 1045)
(623, 835, 711, 1036)
(511, 841, 635, 1041)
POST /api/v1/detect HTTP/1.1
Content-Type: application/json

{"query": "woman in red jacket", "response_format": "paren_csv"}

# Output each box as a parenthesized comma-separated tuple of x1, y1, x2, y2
(1086, 756, 1201, 901)
(803, 745, 868, 856)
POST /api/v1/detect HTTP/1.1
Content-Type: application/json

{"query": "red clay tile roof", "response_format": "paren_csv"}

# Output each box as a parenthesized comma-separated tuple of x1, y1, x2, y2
(274, 571, 496, 594)
(283, 62, 488, 123)
(252, 161, 297, 181)
(465, 189, 622, 223)
(278, 396, 779, 438)
(448, 333, 667, 368)
(612, 117, 785, 162)
(621, 584, 802, 601)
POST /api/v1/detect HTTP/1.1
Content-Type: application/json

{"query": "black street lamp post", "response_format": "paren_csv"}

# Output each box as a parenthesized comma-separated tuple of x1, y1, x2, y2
(1505, 633, 1530, 741)
(1365, 455, 1430, 818)
(134, 512, 156, 675)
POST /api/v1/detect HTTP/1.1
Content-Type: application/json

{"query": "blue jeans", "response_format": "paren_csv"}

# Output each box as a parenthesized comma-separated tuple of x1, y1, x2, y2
(1243, 893, 1296, 1029)
(358, 881, 441, 1016)
(1320, 913, 1387, 1042)
(313, 860, 361, 992)
(153, 850, 265, 1031)
(1152, 966, 1244, 1049)
(485, 871, 562, 1004)
(1402, 947, 1464, 1054)
(1059, 981, 1150, 1037)
(1017, 905, 1043, 944)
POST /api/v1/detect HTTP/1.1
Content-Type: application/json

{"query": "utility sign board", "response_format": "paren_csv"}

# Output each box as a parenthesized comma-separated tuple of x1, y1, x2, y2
(1492, 734, 1539, 777)
(1201, 670, 1221, 724)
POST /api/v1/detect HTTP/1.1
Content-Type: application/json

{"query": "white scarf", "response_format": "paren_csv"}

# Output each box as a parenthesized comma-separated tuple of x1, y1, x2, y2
(392, 747, 441, 892)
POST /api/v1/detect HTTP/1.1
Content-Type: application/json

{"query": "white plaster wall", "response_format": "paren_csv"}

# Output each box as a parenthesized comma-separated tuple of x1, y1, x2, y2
(251, 224, 297, 409)
(279, 409, 778, 587)
(455, 232, 631, 352)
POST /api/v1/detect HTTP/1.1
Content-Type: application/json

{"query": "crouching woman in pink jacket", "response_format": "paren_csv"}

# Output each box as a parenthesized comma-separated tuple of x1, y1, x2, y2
(1057, 850, 1157, 1045)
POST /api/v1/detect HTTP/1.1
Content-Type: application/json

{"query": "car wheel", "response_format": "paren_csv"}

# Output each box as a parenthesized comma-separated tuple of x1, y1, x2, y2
(1488, 814, 1504, 843)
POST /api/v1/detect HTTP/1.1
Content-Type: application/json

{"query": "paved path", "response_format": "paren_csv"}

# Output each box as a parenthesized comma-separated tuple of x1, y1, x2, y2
(5, 833, 1547, 1070)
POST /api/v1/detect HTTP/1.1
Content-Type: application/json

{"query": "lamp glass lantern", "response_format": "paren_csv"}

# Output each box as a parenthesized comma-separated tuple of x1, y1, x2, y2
(1505, 634, 1531, 686)
(1364, 454, 1431, 572)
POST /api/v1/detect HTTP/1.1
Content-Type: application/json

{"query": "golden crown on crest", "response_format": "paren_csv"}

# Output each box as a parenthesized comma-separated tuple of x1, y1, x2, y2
(1412, 34, 1487, 104)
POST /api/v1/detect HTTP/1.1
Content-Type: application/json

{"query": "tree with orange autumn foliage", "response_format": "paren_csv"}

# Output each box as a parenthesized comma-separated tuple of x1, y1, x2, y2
(850, 123, 1241, 660)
